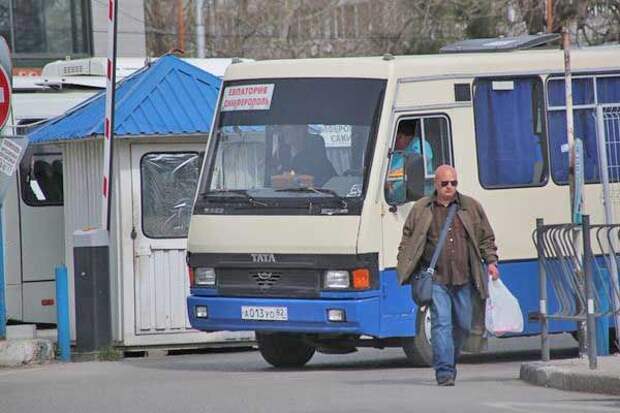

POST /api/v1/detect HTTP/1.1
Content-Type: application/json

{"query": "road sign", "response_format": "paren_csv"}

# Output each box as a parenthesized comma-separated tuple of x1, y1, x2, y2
(0, 136, 27, 203)
(0, 65, 10, 130)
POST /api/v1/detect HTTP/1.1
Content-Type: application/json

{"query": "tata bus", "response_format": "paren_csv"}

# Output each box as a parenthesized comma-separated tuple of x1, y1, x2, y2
(187, 45, 620, 367)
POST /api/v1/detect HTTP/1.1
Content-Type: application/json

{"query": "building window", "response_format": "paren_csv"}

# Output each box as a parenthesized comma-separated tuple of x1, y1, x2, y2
(547, 74, 620, 184)
(0, 0, 91, 62)
(141, 152, 204, 239)
(20, 152, 63, 207)
(385, 115, 452, 205)
(474, 77, 547, 188)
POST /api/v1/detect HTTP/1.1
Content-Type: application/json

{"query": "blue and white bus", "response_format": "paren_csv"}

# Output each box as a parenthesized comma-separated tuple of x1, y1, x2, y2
(187, 45, 620, 367)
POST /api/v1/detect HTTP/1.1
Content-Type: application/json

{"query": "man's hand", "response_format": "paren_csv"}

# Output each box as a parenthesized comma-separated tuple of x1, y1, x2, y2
(488, 262, 500, 280)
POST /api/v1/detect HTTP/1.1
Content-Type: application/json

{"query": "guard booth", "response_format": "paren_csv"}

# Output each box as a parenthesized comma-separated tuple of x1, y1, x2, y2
(28, 55, 252, 348)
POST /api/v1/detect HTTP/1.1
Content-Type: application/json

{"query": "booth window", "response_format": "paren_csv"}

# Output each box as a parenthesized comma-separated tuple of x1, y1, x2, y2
(141, 152, 204, 239)
(547, 74, 620, 184)
(384, 115, 452, 205)
(20, 153, 63, 206)
(473, 77, 547, 188)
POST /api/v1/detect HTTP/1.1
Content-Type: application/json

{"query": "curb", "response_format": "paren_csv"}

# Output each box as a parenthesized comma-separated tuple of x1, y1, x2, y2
(0, 339, 55, 368)
(520, 361, 620, 396)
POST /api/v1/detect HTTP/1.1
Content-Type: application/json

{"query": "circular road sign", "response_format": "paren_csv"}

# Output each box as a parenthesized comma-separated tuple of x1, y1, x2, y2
(0, 64, 11, 130)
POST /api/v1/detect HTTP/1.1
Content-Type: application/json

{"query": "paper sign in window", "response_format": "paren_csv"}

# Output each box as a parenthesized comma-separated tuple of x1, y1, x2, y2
(0, 138, 23, 176)
(320, 125, 351, 148)
(221, 84, 274, 112)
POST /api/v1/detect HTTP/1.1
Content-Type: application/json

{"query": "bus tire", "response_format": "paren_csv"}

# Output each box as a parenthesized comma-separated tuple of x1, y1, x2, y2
(402, 306, 433, 367)
(256, 332, 316, 368)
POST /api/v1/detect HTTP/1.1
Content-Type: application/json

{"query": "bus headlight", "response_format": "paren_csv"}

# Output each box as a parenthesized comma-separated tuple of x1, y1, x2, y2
(324, 270, 350, 289)
(327, 308, 346, 322)
(194, 267, 216, 286)
(195, 305, 208, 318)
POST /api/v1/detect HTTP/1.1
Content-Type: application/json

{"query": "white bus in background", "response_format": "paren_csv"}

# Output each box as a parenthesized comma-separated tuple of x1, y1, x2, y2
(4, 56, 235, 324)
(4, 74, 102, 324)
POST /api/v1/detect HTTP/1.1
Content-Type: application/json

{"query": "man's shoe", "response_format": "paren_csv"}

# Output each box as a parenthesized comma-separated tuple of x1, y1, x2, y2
(437, 376, 455, 386)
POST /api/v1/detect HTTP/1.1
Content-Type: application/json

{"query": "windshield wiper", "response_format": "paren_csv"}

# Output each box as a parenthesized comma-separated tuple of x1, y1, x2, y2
(202, 189, 268, 207)
(275, 187, 348, 209)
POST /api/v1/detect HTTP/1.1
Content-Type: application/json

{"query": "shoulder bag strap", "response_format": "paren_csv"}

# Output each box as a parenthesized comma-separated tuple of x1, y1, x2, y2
(426, 203, 458, 274)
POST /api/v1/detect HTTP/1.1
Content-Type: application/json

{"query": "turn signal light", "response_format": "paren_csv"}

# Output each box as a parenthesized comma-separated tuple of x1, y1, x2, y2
(352, 268, 370, 289)
(188, 266, 195, 286)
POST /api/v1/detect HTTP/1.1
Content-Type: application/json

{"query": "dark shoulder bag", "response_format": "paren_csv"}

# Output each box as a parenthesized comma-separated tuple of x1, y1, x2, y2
(410, 203, 458, 306)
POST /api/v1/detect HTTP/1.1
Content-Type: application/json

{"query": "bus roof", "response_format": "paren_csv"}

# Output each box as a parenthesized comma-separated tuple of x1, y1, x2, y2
(223, 45, 620, 81)
(15, 56, 246, 91)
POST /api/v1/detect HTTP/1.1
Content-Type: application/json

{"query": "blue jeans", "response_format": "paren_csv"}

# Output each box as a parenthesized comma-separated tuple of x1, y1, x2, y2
(430, 282, 472, 382)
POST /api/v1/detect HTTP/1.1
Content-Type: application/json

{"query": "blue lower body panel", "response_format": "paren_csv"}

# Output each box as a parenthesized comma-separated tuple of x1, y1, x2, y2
(188, 259, 615, 339)
(188, 295, 382, 336)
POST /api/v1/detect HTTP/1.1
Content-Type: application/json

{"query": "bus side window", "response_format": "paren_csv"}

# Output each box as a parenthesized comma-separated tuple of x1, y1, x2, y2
(385, 116, 452, 205)
(20, 153, 64, 206)
(474, 77, 547, 188)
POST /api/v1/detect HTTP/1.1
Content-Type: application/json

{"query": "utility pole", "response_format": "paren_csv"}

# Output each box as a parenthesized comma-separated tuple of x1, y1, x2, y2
(563, 28, 576, 217)
(546, 0, 554, 33)
(563, 25, 591, 357)
(177, 0, 186, 52)
(196, 0, 205, 58)
(0, 37, 26, 342)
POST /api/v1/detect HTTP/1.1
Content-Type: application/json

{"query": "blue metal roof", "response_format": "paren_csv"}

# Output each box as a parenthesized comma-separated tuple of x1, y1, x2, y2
(29, 54, 221, 143)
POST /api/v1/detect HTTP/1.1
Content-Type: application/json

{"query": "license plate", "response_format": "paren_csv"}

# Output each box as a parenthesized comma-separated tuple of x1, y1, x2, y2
(241, 306, 288, 321)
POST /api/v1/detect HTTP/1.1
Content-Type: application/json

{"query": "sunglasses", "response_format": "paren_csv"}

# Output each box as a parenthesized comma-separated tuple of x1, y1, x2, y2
(440, 180, 458, 188)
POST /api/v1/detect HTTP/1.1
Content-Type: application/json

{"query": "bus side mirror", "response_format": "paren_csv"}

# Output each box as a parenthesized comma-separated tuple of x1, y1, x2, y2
(404, 153, 425, 202)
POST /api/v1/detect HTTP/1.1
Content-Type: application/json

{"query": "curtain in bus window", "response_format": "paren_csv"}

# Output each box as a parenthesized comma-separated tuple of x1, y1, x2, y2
(597, 76, 620, 104)
(315, 124, 354, 176)
(474, 78, 544, 187)
(548, 109, 599, 183)
(547, 78, 595, 107)
(221, 139, 265, 189)
(325, 148, 350, 175)
(141, 153, 203, 238)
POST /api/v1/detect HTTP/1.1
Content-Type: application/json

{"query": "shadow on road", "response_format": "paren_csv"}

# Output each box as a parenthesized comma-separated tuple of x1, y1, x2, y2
(122, 346, 579, 374)
(460, 347, 579, 364)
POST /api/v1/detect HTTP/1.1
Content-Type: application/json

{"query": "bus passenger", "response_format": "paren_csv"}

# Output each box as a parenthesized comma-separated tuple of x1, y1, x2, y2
(396, 165, 499, 386)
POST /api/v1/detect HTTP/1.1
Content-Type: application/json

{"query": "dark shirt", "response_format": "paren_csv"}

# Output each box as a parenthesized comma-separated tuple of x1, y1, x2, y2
(422, 196, 471, 285)
(289, 134, 337, 186)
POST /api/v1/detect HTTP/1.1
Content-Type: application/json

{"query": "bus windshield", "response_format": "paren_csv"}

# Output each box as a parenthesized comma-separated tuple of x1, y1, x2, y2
(197, 78, 386, 214)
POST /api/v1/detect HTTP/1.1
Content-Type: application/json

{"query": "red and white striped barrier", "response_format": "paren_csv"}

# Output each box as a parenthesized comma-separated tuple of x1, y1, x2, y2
(102, 0, 118, 230)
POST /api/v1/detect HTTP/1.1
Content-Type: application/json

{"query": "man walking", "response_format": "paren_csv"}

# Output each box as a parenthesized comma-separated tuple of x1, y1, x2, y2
(396, 165, 499, 386)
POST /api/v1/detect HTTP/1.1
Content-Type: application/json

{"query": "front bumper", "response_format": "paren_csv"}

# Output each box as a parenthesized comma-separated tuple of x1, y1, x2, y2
(187, 295, 382, 336)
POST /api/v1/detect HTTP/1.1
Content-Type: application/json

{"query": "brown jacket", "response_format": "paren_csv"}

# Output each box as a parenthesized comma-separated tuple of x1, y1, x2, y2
(396, 192, 498, 349)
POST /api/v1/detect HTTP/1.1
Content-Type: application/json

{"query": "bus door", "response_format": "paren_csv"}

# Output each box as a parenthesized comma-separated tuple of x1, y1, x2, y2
(10, 148, 64, 323)
(380, 115, 454, 316)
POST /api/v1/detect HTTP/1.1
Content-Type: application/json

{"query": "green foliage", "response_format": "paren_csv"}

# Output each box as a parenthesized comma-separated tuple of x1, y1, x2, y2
(96, 346, 122, 361)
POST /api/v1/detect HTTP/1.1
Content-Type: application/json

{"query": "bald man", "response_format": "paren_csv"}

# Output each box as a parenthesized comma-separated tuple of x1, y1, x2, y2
(396, 165, 499, 386)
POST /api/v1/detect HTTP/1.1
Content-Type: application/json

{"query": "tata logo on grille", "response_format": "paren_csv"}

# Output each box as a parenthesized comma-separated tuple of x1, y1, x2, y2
(256, 272, 274, 280)
(251, 253, 276, 263)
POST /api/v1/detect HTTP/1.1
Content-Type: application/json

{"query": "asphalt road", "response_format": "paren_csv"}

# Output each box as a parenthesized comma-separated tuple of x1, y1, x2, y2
(0, 335, 618, 413)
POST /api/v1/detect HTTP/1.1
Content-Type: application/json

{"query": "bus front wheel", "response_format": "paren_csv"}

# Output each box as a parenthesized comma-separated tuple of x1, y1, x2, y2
(402, 306, 433, 366)
(256, 332, 316, 368)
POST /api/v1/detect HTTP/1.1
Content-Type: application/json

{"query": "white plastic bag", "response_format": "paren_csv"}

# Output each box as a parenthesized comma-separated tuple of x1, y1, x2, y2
(485, 277, 524, 336)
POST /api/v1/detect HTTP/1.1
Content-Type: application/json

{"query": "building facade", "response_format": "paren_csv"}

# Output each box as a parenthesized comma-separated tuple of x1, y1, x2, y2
(0, 0, 146, 73)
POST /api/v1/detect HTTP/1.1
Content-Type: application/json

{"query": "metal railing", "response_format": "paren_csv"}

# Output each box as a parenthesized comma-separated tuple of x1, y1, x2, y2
(533, 215, 620, 369)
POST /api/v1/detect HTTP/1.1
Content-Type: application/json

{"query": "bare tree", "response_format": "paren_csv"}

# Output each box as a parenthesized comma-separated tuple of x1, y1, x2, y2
(143, 0, 620, 59)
